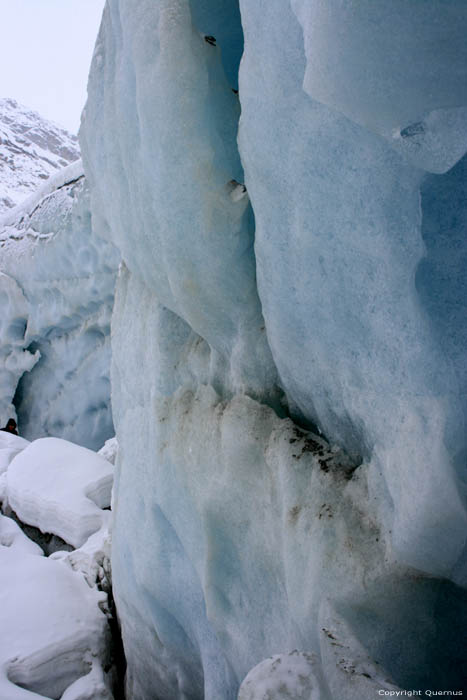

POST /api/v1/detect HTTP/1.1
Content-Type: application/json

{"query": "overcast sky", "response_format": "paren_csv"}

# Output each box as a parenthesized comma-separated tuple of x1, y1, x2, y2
(0, 0, 106, 134)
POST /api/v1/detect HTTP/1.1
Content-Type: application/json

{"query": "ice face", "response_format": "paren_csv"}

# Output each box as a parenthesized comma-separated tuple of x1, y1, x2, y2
(238, 0, 467, 578)
(0, 273, 39, 426)
(290, 0, 467, 173)
(80, 0, 467, 697)
(80, 0, 277, 400)
(0, 162, 119, 449)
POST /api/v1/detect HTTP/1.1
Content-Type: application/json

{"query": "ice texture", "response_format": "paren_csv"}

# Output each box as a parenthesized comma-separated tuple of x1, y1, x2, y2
(80, 0, 277, 399)
(290, 0, 467, 173)
(0, 272, 39, 424)
(238, 0, 467, 578)
(6, 437, 113, 548)
(0, 161, 119, 449)
(79, 0, 467, 697)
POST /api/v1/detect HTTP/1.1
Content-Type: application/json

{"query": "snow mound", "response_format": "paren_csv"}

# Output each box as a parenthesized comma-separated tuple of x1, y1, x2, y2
(0, 98, 79, 214)
(98, 437, 118, 466)
(0, 512, 42, 556)
(238, 651, 329, 700)
(0, 431, 30, 475)
(0, 546, 110, 699)
(7, 438, 113, 548)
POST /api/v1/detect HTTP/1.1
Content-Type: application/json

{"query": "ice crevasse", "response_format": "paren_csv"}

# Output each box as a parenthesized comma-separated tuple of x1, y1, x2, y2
(80, 1, 467, 698)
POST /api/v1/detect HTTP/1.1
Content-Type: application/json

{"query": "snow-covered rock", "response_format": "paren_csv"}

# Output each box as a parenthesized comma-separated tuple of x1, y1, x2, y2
(7, 437, 113, 548)
(0, 98, 79, 213)
(0, 160, 119, 449)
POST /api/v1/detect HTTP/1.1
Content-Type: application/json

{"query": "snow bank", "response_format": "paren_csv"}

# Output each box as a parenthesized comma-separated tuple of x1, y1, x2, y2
(0, 546, 110, 699)
(0, 431, 30, 475)
(238, 652, 329, 700)
(0, 512, 42, 556)
(7, 438, 113, 548)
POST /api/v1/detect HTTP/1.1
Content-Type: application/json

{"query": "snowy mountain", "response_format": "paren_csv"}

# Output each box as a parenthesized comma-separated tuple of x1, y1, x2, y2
(0, 98, 79, 213)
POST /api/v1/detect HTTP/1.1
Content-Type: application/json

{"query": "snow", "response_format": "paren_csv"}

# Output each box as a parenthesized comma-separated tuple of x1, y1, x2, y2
(0, 512, 42, 556)
(0, 98, 79, 213)
(98, 436, 118, 466)
(0, 429, 30, 475)
(0, 434, 114, 699)
(0, 547, 110, 699)
(6, 437, 113, 548)
(0, 157, 119, 449)
(238, 652, 329, 700)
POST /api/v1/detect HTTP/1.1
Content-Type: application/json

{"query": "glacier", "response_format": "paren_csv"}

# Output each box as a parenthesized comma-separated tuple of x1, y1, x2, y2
(0, 0, 465, 697)
(0, 159, 119, 449)
(77, 0, 467, 697)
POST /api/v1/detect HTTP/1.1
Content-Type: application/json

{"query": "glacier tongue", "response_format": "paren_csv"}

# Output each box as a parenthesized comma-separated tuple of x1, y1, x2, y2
(79, 0, 467, 697)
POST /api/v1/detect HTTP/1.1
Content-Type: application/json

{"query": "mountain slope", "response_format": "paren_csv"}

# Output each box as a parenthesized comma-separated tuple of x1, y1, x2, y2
(0, 98, 79, 213)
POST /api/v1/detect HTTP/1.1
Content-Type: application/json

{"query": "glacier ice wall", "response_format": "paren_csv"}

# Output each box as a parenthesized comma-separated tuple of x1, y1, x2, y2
(0, 162, 119, 449)
(0, 273, 39, 423)
(81, 0, 467, 697)
(238, 0, 467, 578)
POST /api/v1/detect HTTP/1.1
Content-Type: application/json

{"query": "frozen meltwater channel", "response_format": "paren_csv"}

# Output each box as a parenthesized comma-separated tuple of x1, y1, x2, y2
(80, 0, 467, 698)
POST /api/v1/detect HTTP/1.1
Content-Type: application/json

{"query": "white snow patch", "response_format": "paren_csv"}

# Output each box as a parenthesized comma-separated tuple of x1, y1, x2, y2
(238, 651, 329, 700)
(6, 438, 113, 548)
(98, 437, 118, 466)
(0, 513, 42, 556)
(0, 546, 110, 699)
(0, 431, 30, 475)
